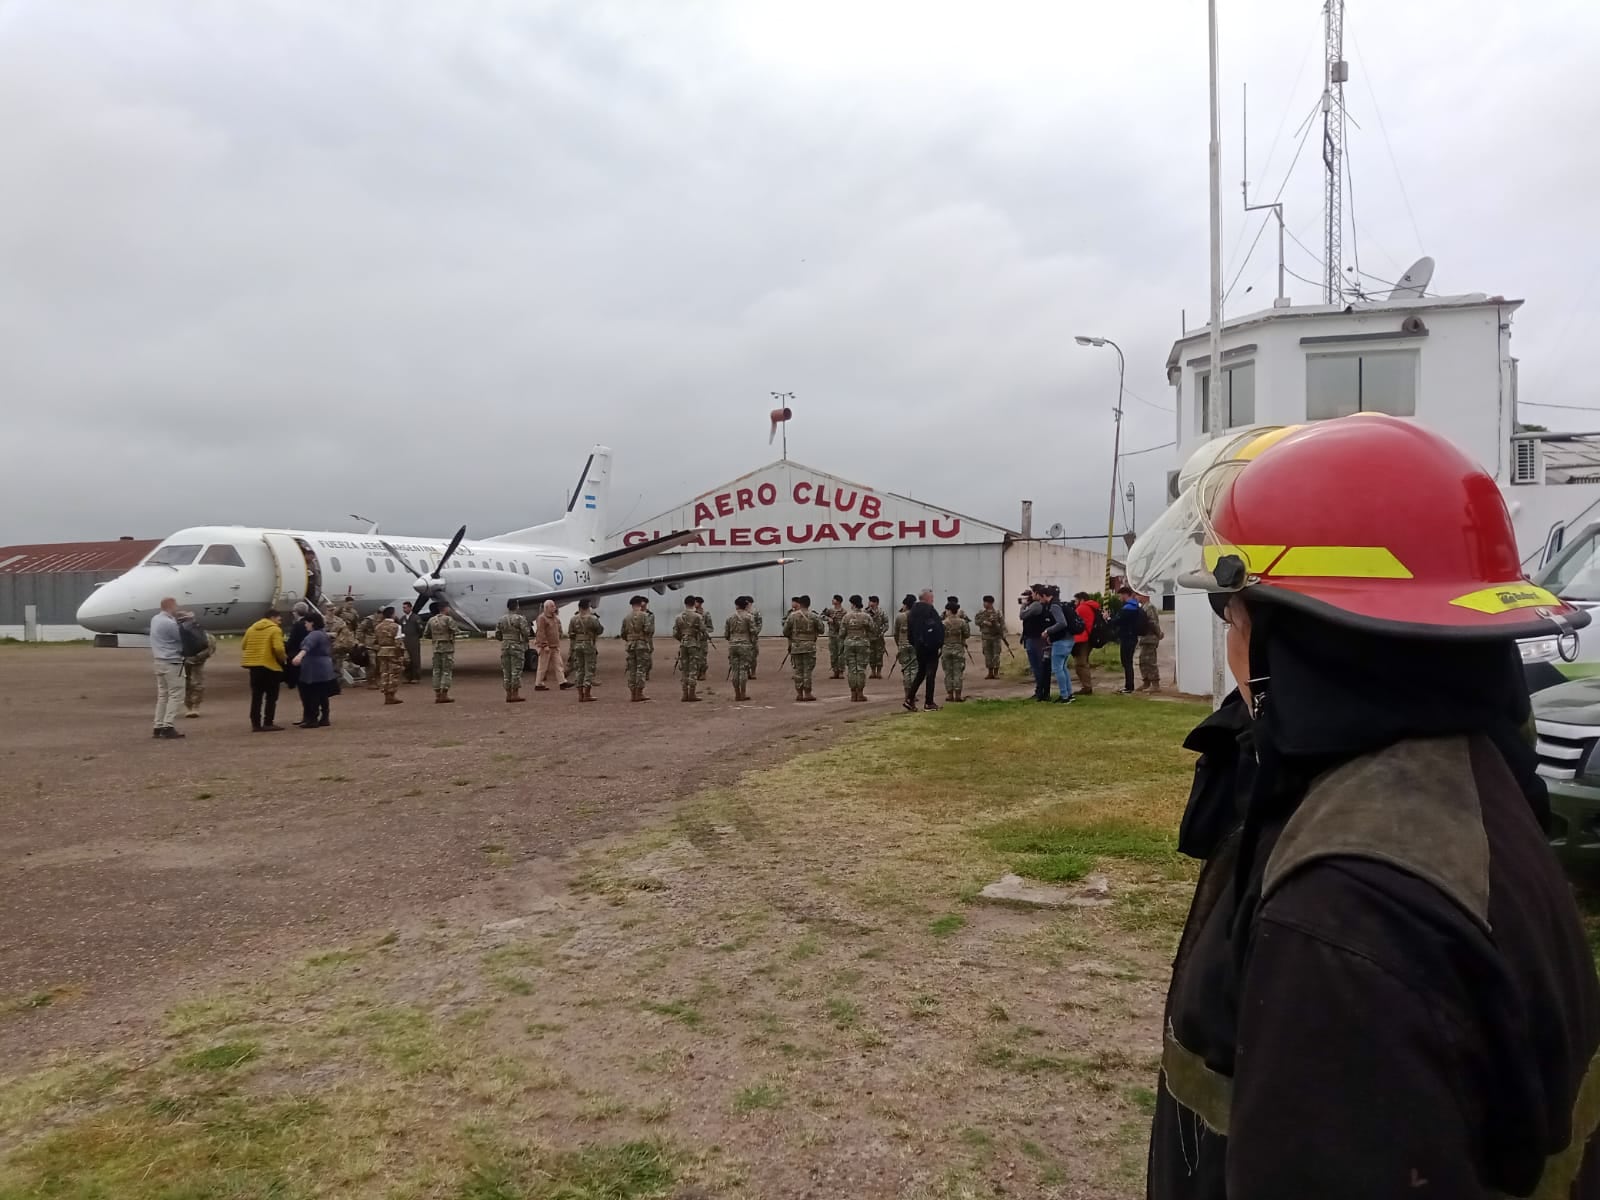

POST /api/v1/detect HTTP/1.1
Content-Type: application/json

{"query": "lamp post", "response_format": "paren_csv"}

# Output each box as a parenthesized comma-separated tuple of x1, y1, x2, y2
(1076, 335, 1125, 594)
(1126, 481, 1137, 537)
(770, 391, 795, 461)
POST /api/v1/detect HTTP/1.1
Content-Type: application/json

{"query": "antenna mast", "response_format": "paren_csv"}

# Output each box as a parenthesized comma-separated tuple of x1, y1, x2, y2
(1321, 0, 1347, 303)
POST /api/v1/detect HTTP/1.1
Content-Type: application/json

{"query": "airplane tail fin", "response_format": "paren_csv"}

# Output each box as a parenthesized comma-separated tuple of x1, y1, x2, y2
(488, 445, 612, 551)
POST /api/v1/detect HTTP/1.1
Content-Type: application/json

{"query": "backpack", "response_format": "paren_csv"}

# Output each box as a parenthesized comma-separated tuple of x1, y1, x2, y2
(911, 606, 945, 650)
(179, 622, 209, 658)
(1059, 603, 1085, 638)
(1088, 605, 1113, 649)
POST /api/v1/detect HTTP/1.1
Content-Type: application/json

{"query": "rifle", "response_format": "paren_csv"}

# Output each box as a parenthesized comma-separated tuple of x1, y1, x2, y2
(1000, 634, 1017, 660)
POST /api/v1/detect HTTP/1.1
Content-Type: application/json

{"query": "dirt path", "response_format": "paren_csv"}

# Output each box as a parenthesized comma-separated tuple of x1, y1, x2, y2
(0, 640, 1013, 1064)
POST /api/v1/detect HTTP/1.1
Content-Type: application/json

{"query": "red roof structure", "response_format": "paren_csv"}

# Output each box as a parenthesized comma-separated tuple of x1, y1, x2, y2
(0, 540, 158, 574)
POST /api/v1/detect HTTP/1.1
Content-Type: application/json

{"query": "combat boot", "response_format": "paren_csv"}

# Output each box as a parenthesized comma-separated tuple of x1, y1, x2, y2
(384, 694, 402, 706)
(796, 687, 806, 702)
(871, 668, 882, 679)
(440, 689, 455, 704)
(802, 687, 817, 703)
(688, 682, 701, 702)
(954, 689, 965, 703)
(433, 690, 444, 703)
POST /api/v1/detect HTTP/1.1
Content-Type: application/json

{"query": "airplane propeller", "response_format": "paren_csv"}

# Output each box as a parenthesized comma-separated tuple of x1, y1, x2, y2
(377, 525, 483, 634)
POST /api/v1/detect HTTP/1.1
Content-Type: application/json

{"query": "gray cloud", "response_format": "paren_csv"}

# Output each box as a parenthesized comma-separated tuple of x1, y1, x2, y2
(2, 0, 1596, 548)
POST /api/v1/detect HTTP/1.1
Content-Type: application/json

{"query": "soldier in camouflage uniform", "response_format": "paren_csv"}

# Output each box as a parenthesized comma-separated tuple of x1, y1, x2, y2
(724, 596, 758, 702)
(1136, 592, 1163, 692)
(326, 610, 354, 685)
(694, 597, 713, 681)
(941, 601, 972, 703)
(181, 622, 217, 718)
(357, 608, 380, 688)
(748, 598, 763, 678)
(567, 599, 602, 702)
(495, 600, 533, 702)
(622, 596, 654, 701)
(425, 602, 462, 703)
(373, 606, 404, 704)
(642, 598, 657, 684)
(783, 595, 825, 702)
(866, 596, 888, 678)
(825, 595, 846, 678)
(893, 595, 918, 704)
(973, 596, 1008, 679)
(840, 595, 874, 702)
(672, 597, 706, 702)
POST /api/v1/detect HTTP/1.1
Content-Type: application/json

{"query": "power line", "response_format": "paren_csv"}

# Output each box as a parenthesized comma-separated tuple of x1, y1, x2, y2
(1121, 385, 1173, 413)
(1225, 214, 1273, 304)
(1519, 401, 1600, 413)
(1349, 24, 1424, 253)
(1120, 440, 1177, 458)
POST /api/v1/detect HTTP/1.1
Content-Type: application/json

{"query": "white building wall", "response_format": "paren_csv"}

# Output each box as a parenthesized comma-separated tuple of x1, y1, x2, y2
(1166, 298, 1526, 696)
(1002, 541, 1109, 608)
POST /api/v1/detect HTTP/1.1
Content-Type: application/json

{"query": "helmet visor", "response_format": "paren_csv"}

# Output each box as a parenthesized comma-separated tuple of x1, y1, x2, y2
(1125, 426, 1296, 593)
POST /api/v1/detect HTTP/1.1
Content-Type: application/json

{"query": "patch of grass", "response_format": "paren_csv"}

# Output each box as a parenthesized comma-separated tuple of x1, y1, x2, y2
(929, 913, 965, 937)
(459, 1141, 674, 1200)
(305, 948, 364, 969)
(641, 1000, 703, 1028)
(788, 934, 822, 960)
(490, 973, 534, 996)
(1125, 1084, 1159, 1115)
(733, 1082, 784, 1113)
(1022, 850, 1095, 883)
(825, 997, 859, 1029)
(985, 1003, 1010, 1023)
(3, 988, 69, 1015)
(176, 1040, 260, 1072)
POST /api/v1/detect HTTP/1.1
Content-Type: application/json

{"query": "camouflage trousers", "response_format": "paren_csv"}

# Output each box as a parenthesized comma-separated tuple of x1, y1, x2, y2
(828, 632, 843, 672)
(500, 645, 526, 691)
(625, 641, 652, 689)
(868, 637, 886, 672)
(981, 637, 1003, 673)
(184, 662, 206, 711)
(1138, 636, 1160, 687)
(642, 644, 655, 680)
(791, 647, 817, 692)
(678, 645, 705, 684)
(750, 639, 760, 676)
(570, 642, 598, 687)
(378, 649, 403, 696)
(728, 642, 754, 688)
(431, 649, 455, 692)
(844, 638, 869, 690)
(942, 650, 966, 695)
(896, 644, 918, 698)
(332, 651, 350, 684)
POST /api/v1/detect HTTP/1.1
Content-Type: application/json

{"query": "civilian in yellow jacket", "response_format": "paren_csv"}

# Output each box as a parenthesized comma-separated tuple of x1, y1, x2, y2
(240, 610, 288, 732)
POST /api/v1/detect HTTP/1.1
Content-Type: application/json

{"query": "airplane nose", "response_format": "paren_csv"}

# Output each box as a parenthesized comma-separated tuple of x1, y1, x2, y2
(76, 579, 147, 633)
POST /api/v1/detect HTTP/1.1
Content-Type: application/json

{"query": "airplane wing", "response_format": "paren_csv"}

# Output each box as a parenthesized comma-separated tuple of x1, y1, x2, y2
(587, 530, 703, 574)
(507, 557, 796, 611)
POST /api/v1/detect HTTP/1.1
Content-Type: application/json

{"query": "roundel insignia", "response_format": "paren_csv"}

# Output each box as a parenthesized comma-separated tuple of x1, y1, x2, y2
(553, 568, 564, 586)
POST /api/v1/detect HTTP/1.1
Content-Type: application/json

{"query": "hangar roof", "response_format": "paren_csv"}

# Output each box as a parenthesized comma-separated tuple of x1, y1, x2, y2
(0, 540, 158, 574)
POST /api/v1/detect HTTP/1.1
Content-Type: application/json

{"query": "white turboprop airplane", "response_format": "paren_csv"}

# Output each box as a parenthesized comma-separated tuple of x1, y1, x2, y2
(77, 445, 789, 636)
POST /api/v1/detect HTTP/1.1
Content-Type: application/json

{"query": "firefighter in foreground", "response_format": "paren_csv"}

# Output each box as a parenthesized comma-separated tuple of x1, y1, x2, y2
(1131, 414, 1600, 1199)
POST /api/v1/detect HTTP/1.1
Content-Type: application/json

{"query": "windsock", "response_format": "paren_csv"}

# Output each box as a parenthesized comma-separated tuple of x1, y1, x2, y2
(769, 405, 792, 444)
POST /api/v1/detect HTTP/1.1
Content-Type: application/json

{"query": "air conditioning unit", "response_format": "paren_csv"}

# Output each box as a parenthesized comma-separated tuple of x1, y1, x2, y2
(1512, 439, 1544, 486)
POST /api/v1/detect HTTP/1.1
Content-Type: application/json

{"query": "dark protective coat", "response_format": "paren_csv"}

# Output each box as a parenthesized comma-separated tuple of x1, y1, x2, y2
(1149, 697, 1600, 1200)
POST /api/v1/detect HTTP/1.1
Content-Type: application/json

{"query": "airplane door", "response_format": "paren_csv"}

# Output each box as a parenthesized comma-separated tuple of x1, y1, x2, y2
(262, 533, 309, 608)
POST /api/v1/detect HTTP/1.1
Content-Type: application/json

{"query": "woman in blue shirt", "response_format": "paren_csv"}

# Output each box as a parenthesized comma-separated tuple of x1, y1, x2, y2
(292, 614, 337, 728)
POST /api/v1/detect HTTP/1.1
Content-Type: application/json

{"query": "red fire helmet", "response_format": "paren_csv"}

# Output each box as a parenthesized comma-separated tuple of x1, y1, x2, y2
(1128, 413, 1589, 640)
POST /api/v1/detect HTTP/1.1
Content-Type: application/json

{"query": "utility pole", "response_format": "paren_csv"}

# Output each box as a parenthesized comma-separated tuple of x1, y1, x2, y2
(1074, 336, 1124, 594)
(1322, 0, 1347, 304)
(1207, 0, 1227, 704)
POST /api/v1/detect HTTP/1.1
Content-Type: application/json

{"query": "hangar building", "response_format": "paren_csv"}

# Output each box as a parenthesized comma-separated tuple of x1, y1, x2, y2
(0, 539, 157, 640)
(607, 460, 1105, 621)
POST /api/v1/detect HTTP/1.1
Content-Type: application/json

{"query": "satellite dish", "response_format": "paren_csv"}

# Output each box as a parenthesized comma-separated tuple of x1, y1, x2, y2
(1388, 256, 1435, 300)
(1046, 522, 1065, 539)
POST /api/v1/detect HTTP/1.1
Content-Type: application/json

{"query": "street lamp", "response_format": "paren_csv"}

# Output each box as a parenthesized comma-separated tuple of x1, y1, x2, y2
(1076, 335, 1126, 593)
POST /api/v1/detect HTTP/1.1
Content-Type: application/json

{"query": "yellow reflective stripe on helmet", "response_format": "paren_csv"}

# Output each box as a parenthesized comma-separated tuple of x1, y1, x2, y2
(1267, 546, 1414, 580)
(1449, 583, 1562, 615)
(1233, 424, 1304, 462)
(1202, 544, 1286, 574)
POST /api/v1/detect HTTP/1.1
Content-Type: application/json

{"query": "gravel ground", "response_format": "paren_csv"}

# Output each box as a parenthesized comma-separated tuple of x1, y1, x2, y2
(0, 639, 1012, 1064)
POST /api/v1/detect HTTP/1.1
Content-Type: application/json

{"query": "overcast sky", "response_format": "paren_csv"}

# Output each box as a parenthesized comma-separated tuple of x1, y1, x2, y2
(3, 0, 1596, 547)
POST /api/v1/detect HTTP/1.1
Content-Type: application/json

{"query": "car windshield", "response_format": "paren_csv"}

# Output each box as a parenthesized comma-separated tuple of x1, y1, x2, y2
(1539, 529, 1600, 601)
(146, 543, 201, 567)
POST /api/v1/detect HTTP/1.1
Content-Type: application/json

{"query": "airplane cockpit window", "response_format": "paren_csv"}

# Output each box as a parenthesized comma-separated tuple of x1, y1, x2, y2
(198, 544, 246, 567)
(146, 544, 201, 566)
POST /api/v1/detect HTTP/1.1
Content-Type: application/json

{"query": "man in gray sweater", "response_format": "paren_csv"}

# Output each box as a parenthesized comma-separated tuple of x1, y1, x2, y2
(150, 596, 186, 739)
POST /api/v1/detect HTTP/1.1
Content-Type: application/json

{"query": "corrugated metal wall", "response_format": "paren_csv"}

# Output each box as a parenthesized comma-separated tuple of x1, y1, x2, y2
(0, 572, 119, 623)
(607, 546, 1005, 629)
